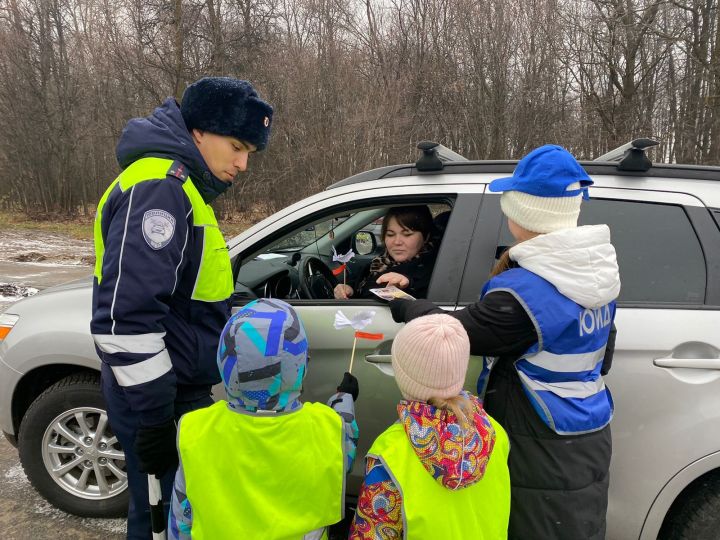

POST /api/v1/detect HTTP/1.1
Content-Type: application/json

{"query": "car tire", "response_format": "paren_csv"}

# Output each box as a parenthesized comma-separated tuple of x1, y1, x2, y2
(18, 373, 128, 518)
(659, 473, 720, 540)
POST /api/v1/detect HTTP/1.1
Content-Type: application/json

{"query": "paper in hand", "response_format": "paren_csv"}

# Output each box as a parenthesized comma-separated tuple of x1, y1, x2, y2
(369, 286, 416, 301)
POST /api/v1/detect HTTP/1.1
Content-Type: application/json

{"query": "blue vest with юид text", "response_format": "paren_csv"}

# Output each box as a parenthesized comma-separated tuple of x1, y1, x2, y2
(477, 267, 615, 435)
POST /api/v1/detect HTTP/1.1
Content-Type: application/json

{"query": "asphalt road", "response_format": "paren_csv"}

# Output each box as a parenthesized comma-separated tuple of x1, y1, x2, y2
(0, 433, 126, 539)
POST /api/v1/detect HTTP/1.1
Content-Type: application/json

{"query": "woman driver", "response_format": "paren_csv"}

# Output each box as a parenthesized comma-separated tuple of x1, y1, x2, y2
(334, 205, 437, 300)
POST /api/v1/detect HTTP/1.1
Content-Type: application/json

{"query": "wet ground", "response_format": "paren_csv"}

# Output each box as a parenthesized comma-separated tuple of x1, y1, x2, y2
(0, 230, 126, 538)
(0, 230, 94, 312)
(0, 433, 125, 539)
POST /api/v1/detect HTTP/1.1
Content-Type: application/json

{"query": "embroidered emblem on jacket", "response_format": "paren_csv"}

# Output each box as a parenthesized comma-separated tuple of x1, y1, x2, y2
(142, 209, 176, 250)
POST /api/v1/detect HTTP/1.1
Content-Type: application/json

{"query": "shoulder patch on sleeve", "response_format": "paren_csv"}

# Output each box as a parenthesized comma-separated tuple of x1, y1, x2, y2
(142, 209, 176, 249)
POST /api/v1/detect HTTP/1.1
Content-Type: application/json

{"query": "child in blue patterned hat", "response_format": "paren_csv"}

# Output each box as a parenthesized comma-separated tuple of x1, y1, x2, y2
(168, 298, 359, 539)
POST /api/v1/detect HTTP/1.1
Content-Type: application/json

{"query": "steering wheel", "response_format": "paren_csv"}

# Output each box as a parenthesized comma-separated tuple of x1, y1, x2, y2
(298, 256, 338, 299)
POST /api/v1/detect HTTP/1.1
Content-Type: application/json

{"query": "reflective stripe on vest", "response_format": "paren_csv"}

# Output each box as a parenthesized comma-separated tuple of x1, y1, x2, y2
(481, 267, 615, 435)
(94, 157, 233, 302)
(178, 400, 345, 540)
(367, 417, 510, 540)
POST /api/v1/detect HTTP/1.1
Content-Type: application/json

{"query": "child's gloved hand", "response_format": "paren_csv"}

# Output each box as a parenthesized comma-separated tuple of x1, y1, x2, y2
(337, 372, 359, 401)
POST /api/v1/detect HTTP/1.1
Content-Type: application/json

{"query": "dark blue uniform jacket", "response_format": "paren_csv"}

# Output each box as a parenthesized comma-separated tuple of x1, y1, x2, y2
(90, 99, 232, 425)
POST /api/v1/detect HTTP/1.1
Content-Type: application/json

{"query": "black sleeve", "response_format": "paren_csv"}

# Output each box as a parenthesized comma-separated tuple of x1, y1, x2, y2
(390, 292, 538, 358)
(355, 271, 383, 299)
(357, 249, 436, 299)
(389, 298, 443, 321)
(403, 255, 434, 298)
(600, 322, 617, 375)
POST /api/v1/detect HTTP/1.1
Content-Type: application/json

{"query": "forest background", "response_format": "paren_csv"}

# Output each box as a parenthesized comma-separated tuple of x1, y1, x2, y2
(1, 0, 719, 226)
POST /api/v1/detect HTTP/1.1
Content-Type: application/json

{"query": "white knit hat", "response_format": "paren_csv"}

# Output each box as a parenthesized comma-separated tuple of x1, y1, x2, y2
(500, 182, 582, 233)
(391, 314, 470, 402)
(489, 145, 592, 233)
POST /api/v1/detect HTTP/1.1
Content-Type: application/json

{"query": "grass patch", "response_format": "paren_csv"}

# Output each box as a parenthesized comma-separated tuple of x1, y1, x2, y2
(219, 216, 258, 240)
(0, 211, 95, 240)
(0, 210, 257, 242)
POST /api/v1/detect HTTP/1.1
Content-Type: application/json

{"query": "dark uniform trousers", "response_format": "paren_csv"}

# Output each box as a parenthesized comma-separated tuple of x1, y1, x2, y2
(102, 367, 213, 540)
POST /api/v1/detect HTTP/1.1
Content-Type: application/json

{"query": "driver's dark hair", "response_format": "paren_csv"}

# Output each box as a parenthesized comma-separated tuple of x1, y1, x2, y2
(381, 205, 434, 241)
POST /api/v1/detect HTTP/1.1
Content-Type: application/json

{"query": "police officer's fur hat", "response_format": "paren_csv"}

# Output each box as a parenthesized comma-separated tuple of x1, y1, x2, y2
(181, 77, 273, 151)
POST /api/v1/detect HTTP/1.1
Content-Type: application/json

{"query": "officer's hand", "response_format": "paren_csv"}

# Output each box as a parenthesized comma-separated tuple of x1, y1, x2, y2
(134, 419, 178, 477)
(337, 372, 359, 401)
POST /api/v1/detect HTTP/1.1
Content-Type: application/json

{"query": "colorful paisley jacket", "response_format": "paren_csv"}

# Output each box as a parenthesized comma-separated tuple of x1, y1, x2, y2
(349, 393, 502, 539)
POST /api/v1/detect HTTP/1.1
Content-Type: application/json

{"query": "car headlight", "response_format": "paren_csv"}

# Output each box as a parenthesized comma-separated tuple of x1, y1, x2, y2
(0, 313, 19, 341)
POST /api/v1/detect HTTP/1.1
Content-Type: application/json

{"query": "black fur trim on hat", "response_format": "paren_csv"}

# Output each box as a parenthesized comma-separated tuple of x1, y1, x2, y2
(180, 77, 273, 151)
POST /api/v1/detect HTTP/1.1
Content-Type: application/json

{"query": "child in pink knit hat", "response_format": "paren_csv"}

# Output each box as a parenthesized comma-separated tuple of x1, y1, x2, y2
(349, 314, 511, 539)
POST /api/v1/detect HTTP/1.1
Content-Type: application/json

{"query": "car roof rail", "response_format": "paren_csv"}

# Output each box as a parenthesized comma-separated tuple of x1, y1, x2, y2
(415, 141, 469, 171)
(593, 138, 660, 172)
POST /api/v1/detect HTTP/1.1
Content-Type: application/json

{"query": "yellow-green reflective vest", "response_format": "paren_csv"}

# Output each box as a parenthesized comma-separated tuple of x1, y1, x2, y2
(367, 415, 511, 539)
(93, 157, 233, 302)
(178, 400, 345, 540)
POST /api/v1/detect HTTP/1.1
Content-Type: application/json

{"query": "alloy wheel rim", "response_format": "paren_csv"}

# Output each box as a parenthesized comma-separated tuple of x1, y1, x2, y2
(41, 406, 127, 500)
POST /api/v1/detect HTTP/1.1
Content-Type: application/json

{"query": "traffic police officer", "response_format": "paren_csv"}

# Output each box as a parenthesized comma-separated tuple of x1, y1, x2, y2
(90, 77, 273, 538)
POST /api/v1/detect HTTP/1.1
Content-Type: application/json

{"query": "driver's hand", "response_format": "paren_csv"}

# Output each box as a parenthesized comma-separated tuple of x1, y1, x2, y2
(334, 284, 354, 299)
(376, 272, 410, 289)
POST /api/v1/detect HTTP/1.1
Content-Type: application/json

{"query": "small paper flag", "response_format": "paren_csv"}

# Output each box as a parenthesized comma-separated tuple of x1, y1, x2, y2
(354, 331, 384, 340)
(334, 310, 376, 331)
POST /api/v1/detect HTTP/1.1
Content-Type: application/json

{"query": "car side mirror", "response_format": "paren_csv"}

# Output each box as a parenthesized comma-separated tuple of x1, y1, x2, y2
(353, 230, 377, 256)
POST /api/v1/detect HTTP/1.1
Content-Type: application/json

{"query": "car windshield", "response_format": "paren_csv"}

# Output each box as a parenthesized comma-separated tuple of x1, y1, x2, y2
(262, 211, 381, 256)
(267, 216, 346, 252)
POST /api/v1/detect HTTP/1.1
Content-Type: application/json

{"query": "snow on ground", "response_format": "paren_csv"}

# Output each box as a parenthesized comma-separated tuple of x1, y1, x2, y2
(0, 283, 38, 303)
(0, 230, 94, 312)
(0, 433, 126, 536)
(0, 230, 94, 265)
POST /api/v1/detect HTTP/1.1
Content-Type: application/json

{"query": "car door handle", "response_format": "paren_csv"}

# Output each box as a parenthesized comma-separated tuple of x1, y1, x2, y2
(653, 358, 720, 370)
(365, 354, 392, 364)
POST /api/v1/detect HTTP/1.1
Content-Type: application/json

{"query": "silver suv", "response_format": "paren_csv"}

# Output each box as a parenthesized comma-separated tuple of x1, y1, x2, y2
(1, 141, 719, 539)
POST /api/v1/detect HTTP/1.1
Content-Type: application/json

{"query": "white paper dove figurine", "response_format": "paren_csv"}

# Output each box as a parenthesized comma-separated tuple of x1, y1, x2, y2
(332, 246, 355, 264)
(333, 310, 376, 331)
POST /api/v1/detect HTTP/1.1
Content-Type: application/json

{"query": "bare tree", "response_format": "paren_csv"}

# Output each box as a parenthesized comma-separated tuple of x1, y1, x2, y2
(0, 0, 719, 219)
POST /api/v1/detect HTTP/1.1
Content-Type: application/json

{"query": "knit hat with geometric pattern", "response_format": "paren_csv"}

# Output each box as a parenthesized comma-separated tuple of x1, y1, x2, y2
(391, 314, 470, 402)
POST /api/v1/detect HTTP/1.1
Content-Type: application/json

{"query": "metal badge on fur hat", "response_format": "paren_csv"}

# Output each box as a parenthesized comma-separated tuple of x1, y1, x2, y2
(391, 314, 470, 402)
(180, 77, 273, 150)
(217, 298, 308, 412)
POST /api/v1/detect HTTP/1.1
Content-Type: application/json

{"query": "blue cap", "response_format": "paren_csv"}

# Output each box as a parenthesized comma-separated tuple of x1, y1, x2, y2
(489, 145, 592, 198)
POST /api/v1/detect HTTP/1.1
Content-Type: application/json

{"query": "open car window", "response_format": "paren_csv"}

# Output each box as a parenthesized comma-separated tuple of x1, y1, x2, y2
(234, 201, 453, 303)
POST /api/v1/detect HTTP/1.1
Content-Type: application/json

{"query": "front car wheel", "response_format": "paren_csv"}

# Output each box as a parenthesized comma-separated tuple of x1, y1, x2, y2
(18, 373, 128, 518)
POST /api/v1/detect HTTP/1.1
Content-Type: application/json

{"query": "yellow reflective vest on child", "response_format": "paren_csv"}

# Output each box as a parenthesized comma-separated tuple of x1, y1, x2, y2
(364, 413, 511, 539)
(178, 400, 345, 539)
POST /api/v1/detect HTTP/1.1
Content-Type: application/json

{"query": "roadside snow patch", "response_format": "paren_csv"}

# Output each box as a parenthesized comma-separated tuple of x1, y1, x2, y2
(0, 283, 39, 302)
(4, 464, 28, 484)
(32, 496, 127, 533)
(0, 231, 93, 266)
